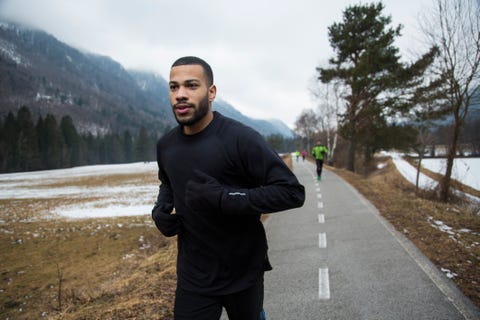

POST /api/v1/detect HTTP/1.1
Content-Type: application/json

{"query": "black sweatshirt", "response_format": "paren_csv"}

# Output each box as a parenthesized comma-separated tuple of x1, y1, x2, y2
(153, 112, 305, 295)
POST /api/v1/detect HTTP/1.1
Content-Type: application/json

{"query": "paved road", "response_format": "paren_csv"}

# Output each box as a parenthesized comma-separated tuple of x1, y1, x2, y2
(258, 159, 480, 320)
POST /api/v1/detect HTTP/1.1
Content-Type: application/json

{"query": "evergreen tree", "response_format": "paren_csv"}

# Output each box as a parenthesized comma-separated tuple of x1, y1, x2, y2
(2, 112, 19, 172)
(60, 115, 82, 166)
(135, 126, 151, 162)
(36, 116, 48, 169)
(0, 116, 5, 171)
(105, 133, 124, 164)
(83, 133, 100, 164)
(43, 114, 65, 169)
(122, 130, 134, 163)
(17, 106, 40, 171)
(317, 2, 437, 172)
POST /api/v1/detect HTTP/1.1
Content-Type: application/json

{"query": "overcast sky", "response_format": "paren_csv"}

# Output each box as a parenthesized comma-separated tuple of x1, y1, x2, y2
(0, 0, 433, 128)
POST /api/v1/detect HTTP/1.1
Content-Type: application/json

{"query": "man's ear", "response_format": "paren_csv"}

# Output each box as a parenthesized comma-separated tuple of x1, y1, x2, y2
(208, 85, 217, 102)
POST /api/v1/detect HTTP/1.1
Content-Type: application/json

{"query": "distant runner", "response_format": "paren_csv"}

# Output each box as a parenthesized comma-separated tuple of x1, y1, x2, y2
(312, 140, 328, 181)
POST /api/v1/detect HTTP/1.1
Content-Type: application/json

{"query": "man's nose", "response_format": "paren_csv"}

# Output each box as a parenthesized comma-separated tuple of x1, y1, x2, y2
(175, 86, 188, 100)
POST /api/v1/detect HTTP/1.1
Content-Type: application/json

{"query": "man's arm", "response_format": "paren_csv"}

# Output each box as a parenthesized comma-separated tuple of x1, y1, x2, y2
(185, 130, 305, 215)
(152, 167, 181, 237)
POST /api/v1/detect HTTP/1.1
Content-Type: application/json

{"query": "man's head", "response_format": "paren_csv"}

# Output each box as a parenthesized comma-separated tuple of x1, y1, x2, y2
(171, 56, 214, 87)
(169, 56, 216, 135)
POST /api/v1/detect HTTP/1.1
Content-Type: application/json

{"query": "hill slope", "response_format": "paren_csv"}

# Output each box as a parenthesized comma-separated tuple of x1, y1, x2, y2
(0, 21, 294, 137)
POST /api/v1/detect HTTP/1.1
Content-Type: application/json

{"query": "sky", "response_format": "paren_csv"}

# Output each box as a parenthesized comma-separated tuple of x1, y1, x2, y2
(0, 0, 434, 128)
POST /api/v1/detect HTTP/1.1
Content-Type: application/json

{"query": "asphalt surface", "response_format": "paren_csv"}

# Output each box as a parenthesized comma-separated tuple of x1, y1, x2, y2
(236, 159, 480, 320)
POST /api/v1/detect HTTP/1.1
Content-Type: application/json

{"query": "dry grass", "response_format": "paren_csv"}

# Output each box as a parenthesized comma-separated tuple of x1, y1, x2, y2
(329, 158, 480, 307)
(0, 167, 176, 319)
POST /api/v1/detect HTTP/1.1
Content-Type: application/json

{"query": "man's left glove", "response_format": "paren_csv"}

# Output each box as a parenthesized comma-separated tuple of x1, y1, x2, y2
(152, 206, 181, 237)
(185, 169, 224, 213)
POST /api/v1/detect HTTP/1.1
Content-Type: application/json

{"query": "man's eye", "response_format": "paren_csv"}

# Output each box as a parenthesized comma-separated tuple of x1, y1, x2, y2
(187, 83, 199, 89)
(169, 85, 178, 91)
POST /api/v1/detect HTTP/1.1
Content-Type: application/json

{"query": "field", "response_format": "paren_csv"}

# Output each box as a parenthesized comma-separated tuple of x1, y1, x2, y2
(0, 155, 479, 319)
(1, 163, 177, 319)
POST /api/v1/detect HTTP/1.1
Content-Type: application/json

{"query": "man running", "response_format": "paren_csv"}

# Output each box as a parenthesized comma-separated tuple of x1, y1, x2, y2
(312, 140, 329, 181)
(152, 56, 305, 320)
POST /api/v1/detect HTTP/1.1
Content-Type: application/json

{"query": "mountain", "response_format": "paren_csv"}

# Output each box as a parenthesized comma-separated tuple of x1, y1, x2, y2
(0, 21, 294, 137)
(213, 100, 294, 138)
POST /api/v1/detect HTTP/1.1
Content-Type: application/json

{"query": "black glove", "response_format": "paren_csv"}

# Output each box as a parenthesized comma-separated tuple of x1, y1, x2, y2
(185, 170, 224, 213)
(152, 206, 181, 237)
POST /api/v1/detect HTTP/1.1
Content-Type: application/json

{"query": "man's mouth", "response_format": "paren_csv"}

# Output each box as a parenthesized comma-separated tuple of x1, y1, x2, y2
(175, 104, 192, 115)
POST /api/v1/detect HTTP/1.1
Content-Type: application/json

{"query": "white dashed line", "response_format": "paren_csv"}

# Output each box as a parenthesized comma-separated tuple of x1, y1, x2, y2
(319, 268, 331, 300)
(319, 232, 327, 248)
(318, 214, 325, 223)
(318, 202, 324, 209)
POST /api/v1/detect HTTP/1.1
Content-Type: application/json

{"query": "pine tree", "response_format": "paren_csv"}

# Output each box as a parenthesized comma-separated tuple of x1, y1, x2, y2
(60, 115, 82, 166)
(43, 114, 65, 169)
(317, 2, 437, 172)
(0, 115, 5, 171)
(122, 130, 134, 163)
(135, 126, 151, 162)
(2, 112, 19, 172)
(17, 106, 40, 171)
(36, 115, 48, 169)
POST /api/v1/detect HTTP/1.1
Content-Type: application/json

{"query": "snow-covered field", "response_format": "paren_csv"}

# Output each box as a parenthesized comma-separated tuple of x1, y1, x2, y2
(388, 154, 479, 191)
(1, 156, 478, 219)
(387, 153, 480, 202)
(422, 158, 480, 191)
(0, 162, 158, 219)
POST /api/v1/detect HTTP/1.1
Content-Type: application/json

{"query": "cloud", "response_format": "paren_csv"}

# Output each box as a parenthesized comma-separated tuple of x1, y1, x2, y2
(0, 0, 434, 128)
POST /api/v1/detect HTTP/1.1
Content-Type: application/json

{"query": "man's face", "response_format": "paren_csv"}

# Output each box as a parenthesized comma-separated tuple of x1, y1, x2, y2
(169, 64, 216, 132)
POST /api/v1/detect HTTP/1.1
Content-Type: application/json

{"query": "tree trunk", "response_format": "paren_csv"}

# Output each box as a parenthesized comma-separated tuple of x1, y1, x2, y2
(347, 135, 356, 172)
(415, 154, 423, 193)
(439, 123, 460, 201)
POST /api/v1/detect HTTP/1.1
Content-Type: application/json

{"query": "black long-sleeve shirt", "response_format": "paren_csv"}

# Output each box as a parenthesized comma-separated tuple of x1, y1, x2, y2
(154, 112, 305, 295)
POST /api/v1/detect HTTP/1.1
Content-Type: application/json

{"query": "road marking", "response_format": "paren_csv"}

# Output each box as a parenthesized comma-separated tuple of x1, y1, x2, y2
(318, 214, 325, 223)
(319, 232, 327, 248)
(316, 187, 321, 192)
(319, 268, 331, 300)
(318, 202, 324, 209)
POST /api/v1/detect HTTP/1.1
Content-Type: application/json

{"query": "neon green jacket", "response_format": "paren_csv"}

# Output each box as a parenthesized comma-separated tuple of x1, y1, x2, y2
(312, 145, 328, 160)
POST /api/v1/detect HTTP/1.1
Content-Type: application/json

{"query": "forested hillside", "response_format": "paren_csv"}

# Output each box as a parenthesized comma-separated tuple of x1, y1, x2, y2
(0, 106, 156, 173)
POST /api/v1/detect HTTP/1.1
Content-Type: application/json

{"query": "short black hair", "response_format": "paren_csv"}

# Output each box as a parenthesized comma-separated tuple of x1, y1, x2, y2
(171, 56, 214, 86)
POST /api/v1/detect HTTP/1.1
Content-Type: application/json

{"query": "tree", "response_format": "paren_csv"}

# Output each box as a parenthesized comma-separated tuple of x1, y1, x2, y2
(1, 112, 18, 172)
(420, 0, 480, 201)
(294, 109, 319, 152)
(17, 106, 40, 171)
(60, 115, 82, 166)
(43, 114, 65, 169)
(317, 2, 438, 172)
(135, 126, 152, 162)
(309, 80, 344, 163)
(122, 130, 134, 163)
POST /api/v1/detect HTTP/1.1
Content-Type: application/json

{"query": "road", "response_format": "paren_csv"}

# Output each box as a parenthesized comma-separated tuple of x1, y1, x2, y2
(258, 159, 480, 320)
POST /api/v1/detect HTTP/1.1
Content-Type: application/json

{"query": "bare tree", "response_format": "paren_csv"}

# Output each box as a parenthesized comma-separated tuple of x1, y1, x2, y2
(309, 80, 345, 162)
(294, 109, 319, 152)
(420, 0, 480, 201)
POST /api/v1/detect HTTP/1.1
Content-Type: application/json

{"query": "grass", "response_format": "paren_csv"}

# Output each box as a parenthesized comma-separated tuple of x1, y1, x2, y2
(1, 155, 478, 319)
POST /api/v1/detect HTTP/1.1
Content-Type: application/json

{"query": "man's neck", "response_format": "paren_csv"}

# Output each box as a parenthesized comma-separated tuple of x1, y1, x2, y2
(183, 111, 214, 135)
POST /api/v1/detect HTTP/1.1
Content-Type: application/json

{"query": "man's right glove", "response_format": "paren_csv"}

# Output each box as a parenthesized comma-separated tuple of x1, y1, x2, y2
(185, 169, 224, 213)
(151, 206, 181, 237)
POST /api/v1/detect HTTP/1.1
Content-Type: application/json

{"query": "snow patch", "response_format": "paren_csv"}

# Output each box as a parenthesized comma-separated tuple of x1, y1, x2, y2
(0, 162, 159, 219)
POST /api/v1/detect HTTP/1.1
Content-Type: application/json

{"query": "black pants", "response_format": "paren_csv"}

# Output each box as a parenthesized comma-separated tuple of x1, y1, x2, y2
(174, 275, 264, 320)
(315, 159, 324, 177)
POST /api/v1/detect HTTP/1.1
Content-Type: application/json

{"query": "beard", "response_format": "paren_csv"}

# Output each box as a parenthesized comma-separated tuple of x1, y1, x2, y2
(172, 94, 210, 127)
